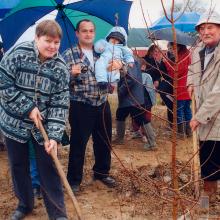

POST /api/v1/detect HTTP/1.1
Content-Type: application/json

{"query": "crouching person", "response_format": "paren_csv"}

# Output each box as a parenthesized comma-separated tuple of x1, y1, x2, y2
(0, 20, 69, 220)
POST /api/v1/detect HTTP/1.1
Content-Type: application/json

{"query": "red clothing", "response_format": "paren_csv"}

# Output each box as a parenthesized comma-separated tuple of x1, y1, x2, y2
(165, 48, 191, 100)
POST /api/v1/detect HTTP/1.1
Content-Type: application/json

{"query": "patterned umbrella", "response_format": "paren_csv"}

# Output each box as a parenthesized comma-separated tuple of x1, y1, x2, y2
(0, 0, 132, 52)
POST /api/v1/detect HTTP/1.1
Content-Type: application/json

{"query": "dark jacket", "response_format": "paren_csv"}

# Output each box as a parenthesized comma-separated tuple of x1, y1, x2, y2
(117, 61, 144, 108)
(144, 56, 162, 82)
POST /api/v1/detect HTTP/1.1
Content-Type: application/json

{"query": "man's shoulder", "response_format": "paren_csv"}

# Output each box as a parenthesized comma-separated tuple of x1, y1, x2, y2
(63, 45, 79, 54)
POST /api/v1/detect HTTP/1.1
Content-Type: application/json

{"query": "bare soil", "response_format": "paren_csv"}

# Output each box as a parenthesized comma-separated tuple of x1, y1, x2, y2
(1, 104, 220, 220)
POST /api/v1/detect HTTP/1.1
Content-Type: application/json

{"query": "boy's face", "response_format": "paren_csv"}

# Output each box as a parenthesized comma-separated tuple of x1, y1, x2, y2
(141, 64, 146, 71)
(109, 37, 120, 45)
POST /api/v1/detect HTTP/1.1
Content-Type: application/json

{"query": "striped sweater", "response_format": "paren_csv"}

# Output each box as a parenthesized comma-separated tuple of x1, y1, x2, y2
(0, 41, 70, 144)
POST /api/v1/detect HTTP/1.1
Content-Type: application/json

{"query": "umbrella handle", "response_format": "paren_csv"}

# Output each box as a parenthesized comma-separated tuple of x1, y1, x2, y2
(38, 120, 83, 220)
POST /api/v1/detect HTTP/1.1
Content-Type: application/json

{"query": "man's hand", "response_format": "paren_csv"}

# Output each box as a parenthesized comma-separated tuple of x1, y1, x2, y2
(71, 64, 81, 76)
(107, 60, 123, 72)
(190, 119, 200, 131)
(44, 139, 58, 155)
(29, 107, 42, 128)
(187, 85, 194, 98)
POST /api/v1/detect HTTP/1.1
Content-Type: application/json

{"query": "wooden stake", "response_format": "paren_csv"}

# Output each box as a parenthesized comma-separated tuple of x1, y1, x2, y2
(38, 120, 83, 220)
(192, 93, 200, 199)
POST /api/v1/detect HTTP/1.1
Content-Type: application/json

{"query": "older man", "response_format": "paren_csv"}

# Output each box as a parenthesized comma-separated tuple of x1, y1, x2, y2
(187, 11, 220, 201)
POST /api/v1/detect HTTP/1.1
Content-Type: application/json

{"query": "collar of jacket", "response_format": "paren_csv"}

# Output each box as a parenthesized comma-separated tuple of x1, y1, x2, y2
(75, 44, 99, 68)
(198, 42, 220, 73)
(198, 41, 220, 80)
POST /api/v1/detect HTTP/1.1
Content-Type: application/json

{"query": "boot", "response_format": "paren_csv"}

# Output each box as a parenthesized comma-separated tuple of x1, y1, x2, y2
(167, 110, 173, 129)
(177, 123, 185, 139)
(203, 180, 217, 203)
(185, 122, 192, 137)
(142, 123, 156, 150)
(112, 121, 125, 145)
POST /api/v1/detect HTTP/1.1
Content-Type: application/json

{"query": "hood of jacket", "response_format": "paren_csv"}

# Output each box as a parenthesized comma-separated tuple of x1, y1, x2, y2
(106, 26, 128, 45)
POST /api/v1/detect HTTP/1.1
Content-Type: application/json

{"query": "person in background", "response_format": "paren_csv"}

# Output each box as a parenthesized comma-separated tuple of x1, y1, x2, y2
(131, 58, 156, 149)
(144, 45, 169, 126)
(62, 19, 121, 193)
(187, 11, 220, 202)
(165, 42, 192, 137)
(0, 20, 69, 220)
(144, 45, 163, 89)
(158, 42, 174, 129)
(113, 58, 156, 150)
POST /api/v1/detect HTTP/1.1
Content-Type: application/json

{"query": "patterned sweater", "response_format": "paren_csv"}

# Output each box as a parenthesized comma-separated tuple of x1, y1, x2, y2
(0, 41, 70, 144)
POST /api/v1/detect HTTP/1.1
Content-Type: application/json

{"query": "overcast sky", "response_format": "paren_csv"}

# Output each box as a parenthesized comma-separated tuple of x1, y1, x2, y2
(129, 0, 220, 28)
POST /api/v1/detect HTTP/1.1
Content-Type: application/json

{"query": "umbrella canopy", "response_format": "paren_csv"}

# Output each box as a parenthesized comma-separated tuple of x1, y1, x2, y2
(0, 0, 20, 18)
(148, 28, 197, 46)
(149, 12, 200, 32)
(0, 0, 132, 52)
(127, 28, 151, 47)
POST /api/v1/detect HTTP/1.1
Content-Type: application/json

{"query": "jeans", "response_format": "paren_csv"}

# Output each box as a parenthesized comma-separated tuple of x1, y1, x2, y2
(177, 100, 192, 124)
(29, 158, 40, 189)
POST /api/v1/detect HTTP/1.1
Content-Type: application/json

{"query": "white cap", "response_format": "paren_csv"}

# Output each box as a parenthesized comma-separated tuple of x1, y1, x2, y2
(195, 11, 220, 30)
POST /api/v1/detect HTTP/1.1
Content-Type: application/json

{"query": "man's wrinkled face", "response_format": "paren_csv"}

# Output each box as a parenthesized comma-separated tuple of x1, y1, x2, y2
(199, 23, 220, 47)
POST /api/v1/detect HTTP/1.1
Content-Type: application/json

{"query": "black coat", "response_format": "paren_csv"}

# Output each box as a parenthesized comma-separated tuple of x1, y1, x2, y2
(117, 61, 144, 108)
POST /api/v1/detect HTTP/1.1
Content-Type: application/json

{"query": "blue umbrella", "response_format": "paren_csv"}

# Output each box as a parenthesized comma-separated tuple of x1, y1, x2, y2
(0, 0, 132, 52)
(148, 28, 197, 46)
(0, 0, 20, 18)
(149, 12, 200, 32)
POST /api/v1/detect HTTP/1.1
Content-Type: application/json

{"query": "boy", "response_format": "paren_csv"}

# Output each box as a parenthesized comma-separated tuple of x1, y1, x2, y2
(94, 26, 134, 89)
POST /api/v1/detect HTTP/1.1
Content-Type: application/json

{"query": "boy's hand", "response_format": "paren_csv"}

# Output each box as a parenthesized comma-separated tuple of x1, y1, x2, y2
(128, 63, 134, 68)
(107, 60, 122, 72)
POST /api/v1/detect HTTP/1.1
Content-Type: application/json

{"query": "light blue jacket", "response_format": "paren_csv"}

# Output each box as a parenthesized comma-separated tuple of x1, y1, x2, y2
(94, 27, 134, 83)
(142, 72, 156, 106)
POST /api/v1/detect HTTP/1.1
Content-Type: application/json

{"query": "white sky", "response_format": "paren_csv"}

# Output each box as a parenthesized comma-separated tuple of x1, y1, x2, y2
(8, 0, 220, 44)
(129, 0, 220, 28)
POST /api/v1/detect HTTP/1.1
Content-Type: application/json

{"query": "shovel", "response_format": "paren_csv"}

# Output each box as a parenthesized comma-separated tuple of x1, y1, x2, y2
(38, 120, 83, 220)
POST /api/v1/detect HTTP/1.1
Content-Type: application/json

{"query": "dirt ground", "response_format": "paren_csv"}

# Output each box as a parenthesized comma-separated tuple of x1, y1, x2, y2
(1, 104, 220, 220)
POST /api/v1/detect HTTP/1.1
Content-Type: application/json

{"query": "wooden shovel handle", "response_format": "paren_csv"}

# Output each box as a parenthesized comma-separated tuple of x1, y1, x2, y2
(38, 121, 83, 220)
